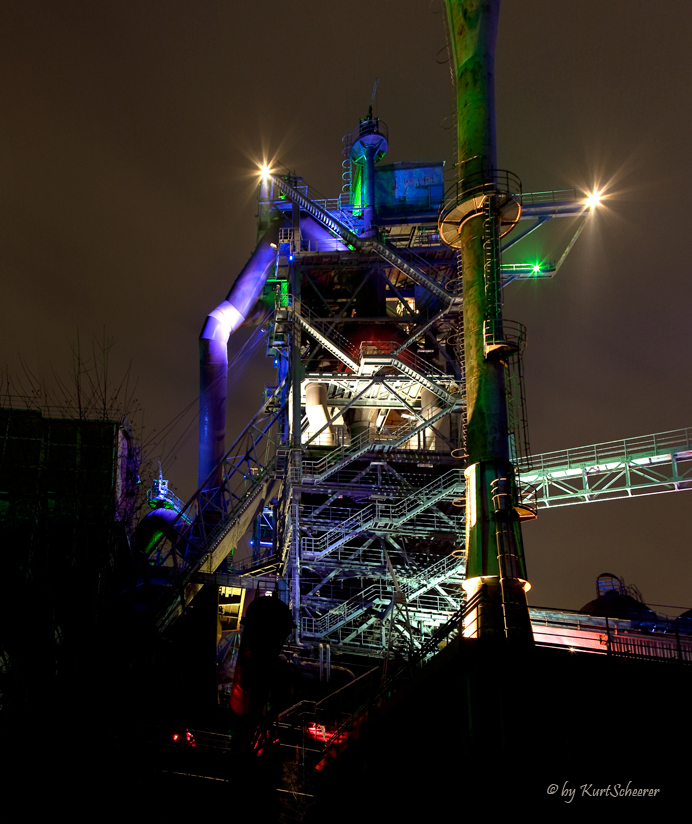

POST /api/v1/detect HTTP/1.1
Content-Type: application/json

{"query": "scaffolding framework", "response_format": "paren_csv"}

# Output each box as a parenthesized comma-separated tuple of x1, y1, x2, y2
(143, 161, 692, 655)
(141, 66, 689, 656)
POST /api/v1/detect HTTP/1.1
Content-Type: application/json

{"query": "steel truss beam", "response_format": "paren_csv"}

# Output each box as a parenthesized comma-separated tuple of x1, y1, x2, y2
(520, 428, 692, 508)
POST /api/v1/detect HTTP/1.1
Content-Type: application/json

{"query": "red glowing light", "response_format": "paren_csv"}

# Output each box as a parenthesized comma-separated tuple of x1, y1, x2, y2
(306, 722, 349, 745)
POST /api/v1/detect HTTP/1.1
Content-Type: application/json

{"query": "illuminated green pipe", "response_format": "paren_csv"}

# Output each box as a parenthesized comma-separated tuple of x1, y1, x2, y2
(445, 0, 498, 182)
(445, 0, 532, 641)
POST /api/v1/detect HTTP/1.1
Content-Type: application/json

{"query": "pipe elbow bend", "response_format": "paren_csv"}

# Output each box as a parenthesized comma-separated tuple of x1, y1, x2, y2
(200, 300, 244, 343)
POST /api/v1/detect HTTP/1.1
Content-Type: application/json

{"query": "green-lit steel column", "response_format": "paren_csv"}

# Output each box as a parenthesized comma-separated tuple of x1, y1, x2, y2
(443, 0, 533, 641)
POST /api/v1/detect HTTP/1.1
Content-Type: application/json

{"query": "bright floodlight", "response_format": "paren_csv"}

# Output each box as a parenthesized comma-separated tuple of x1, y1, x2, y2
(585, 190, 602, 208)
(259, 164, 272, 182)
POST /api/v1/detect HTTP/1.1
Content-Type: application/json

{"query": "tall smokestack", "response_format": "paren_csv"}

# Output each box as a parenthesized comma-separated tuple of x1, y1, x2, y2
(442, 0, 533, 641)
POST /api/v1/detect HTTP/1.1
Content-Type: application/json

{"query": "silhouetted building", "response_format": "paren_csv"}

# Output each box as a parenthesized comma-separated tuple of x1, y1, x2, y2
(0, 407, 138, 710)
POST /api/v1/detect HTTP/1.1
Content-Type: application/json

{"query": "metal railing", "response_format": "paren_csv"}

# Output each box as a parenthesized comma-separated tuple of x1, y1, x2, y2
(146, 479, 190, 521)
(530, 607, 692, 664)
(275, 664, 380, 753)
(296, 238, 348, 254)
(357, 340, 449, 379)
(440, 168, 522, 218)
(309, 601, 465, 759)
(347, 117, 389, 148)
(302, 401, 461, 480)
(301, 504, 463, 534)
(286, 294, 359, 358)
(277, 168, 363, 232)
(483, 318, 526, 356)
(519, 188, 580, 207)
(519, 428, 692, 476)
(302, 552, 464, 638)
(386, 227, 444, 249)
(301, 469, 465, 556)
(277, 178, 362, 233)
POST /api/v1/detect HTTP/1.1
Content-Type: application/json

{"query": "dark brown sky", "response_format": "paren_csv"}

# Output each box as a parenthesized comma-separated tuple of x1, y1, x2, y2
(1, 1, 690, 612)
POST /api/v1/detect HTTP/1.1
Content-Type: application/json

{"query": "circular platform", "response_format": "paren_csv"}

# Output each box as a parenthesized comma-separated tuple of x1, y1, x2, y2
(438, 170, 522, 249)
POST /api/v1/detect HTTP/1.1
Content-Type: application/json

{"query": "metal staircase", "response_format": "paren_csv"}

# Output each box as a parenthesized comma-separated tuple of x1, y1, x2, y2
(282, 296, 359, 372)
(145, 396, 286, 632)
(282, 299, 461, 408)
(301, 401, 462, 483)
(270, 174, 453, 304)
(301, 469, 465, 558)
(302, 552, 465, 640)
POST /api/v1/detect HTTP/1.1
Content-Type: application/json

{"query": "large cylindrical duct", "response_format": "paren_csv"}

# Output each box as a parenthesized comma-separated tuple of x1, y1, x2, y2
(305, 382, 334, 446)
(345, 408, 377, 441)
(421, 388, 449, 451)
(199, 221, 280, 490)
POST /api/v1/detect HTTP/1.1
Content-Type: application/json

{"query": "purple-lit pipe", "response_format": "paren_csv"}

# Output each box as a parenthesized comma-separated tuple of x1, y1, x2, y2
(199, 223, 280, 489)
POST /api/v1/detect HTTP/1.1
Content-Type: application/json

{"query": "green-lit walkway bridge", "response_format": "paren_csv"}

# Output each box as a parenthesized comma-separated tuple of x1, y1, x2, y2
(519, 427, 692, 508)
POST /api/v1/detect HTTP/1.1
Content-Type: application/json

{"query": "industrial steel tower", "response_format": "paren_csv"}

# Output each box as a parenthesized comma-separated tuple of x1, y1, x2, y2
(140, 0, 570, 661)
(138, 0, 692, 681)
(145, 122, 474, 661)
(263, 146, 469, 657)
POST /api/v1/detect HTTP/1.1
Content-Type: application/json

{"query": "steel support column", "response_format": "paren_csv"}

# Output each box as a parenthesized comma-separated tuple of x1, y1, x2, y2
(445, 0, 532, 641)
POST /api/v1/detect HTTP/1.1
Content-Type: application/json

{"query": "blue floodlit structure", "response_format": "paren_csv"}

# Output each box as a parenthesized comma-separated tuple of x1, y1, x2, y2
(137, 7, 692, 684)
(138, 105, 692, 669)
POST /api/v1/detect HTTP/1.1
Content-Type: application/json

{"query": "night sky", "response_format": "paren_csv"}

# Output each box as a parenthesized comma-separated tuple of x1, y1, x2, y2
(2, 1, 690, 613)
